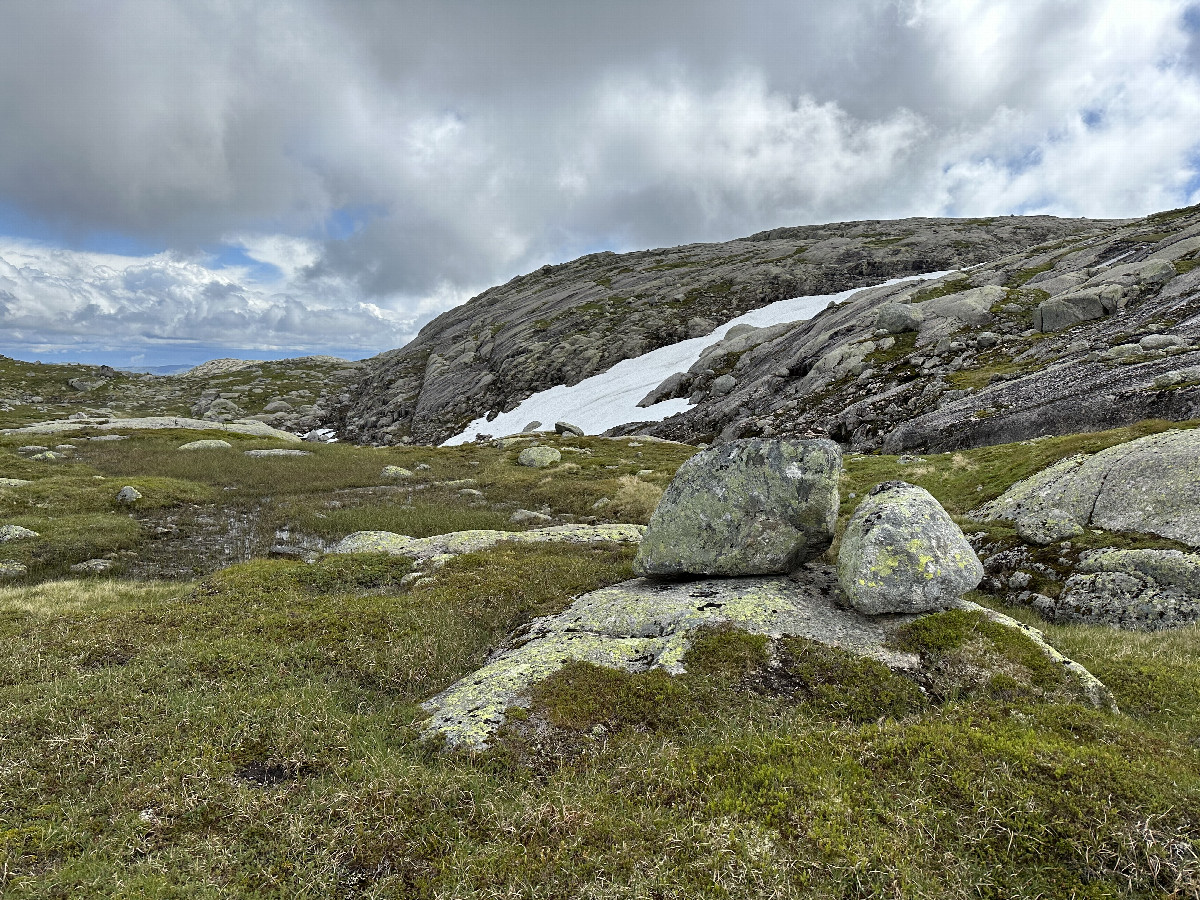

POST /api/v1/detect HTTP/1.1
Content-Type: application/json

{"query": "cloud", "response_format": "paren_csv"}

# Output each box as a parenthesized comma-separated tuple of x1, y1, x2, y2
(0, 0, 1197, 362)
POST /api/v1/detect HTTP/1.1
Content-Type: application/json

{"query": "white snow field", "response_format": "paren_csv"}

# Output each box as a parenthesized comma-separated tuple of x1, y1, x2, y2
(444, 272, 949, 445)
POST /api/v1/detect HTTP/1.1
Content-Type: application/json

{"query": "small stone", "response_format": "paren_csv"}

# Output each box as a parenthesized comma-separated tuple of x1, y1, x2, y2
(0, 525, 39, 541)
(517, 446, 562, 468)
(70, 558, 114, 574)
(116, 486, 142, 504)
(510, 509, 553, 525)
(381, 465, 413, 478)
(178, 439, 233, 451)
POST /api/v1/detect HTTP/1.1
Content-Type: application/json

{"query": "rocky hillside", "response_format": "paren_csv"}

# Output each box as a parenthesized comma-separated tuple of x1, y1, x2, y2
(339, 216, 1114, 445)
(622, 203, 1200, 451)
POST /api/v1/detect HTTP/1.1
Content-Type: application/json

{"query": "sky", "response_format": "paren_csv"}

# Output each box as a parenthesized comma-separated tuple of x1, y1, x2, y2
(2, 0, 1200, 369)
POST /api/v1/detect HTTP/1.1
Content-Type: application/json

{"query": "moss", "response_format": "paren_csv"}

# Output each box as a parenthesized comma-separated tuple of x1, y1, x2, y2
(682, 625, 770, 678)
(1174, 258, 1200, 275)
(910, 275, 972, 302)
(777, 637, 927, 722)
(530, 661, 692, 732)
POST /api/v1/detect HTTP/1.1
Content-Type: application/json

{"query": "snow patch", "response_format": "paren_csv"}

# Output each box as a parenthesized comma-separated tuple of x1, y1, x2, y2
(444, 272, 949, 445)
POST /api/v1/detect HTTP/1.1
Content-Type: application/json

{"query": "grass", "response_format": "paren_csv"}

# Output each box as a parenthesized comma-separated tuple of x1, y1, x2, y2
(4, 413, 1200, 895)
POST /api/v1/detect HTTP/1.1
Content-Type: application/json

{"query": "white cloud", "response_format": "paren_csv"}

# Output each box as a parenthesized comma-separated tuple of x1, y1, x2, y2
(0, 0, 1199, 363)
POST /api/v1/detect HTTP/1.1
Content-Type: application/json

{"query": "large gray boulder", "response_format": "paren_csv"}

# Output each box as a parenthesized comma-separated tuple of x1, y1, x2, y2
(874, 302, 923, 334)
(1034, 549, 1200, 629)
(517, 445, 561, 468)
(838, 481, 983, 614)
(972, 429, 1200, 547)
(633, 438, 841, 577)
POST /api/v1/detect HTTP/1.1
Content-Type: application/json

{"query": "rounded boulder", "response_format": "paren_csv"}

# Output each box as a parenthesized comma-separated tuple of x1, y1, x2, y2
(838, 481, 982, 614)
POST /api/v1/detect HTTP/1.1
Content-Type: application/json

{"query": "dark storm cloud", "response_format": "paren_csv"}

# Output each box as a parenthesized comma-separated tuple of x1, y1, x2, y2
(0, 0, 1197, 359)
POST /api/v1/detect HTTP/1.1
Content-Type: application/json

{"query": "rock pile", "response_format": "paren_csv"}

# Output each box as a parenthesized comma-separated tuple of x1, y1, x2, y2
(419, 438, 1105, 748)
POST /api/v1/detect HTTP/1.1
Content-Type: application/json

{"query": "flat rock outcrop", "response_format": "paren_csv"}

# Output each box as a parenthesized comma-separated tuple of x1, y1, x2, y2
(633, 438, 840, 577)
(971, 429, 1200, 547)
(421, 569, 1112, 749)
(330, 523, 645, 564)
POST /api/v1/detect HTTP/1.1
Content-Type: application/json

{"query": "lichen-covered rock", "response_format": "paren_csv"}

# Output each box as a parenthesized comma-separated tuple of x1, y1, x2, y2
(0, 478, 31, 487)
(380, 465, 413, 478)
(0, 524, 39, 541)
(423, 570, 920, 748)
(1034, 548, 1200, 629)
(509, 508, 552, 525)
(517, 446, 561, 468)
(330, 523, 644, 562)
(972, 429, 1200, 548)
(178, 439, 232, 451)
(1014, 507, 1084, 545)
(116, 486, 142, 504)
(634, 438, 841, 577)
(70, 558, 113, 574)
(0, 561, 27, 577)
(422, 567, 1113, 749)
(243, 449, 313, 458)
(838, 481, 983, 614)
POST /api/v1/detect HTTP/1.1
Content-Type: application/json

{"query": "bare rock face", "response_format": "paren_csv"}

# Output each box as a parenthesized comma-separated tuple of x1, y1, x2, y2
(338, 215, 1102, 445)
(837, 481, 983, 615)
(633, 438, 841, 578)
(972, 429, 1200, 548)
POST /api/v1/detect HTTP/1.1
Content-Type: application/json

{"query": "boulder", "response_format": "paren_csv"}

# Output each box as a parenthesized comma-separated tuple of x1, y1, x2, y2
(522, 420, 543, 432)
(0, 561, 27, 577)
(874, 303, 924, 334)
(917, 286, 1002, 326)
(633, 438, 841, 578)
(178, 439, 232, 451)
(972, 429, 1200, 547)
(1033, 290, 1114, 332)
(517, 446, 561, 468)
(263, 400, 293, 413)
(554, 421, 585, 436)
(70, 558, 113, 574)
(637, 372, 686, 408)
(709, 374, 737, 396)
(509, 508, 553, 525)
(838, 481, 983, 614)
(0, 525, 39, 541)
(1035, 549, 1200, 629)
(1014, 507, 1084, 545)
(116, 486, 142, 504)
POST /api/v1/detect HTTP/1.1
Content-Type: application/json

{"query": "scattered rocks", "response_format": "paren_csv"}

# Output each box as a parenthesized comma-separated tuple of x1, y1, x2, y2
(517, 446, 561, 468)
(116, 486, 142, 504)
(0, 525, 39, 541)
(634, 438, 841, 578)
(1036, 549, 1200, 629)
(837, 481, 983, 614)
(178, 439, 232, 451)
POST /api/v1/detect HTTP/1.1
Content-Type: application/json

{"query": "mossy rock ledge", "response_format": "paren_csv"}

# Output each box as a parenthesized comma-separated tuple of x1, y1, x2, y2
(422, 567, 1113, 749)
